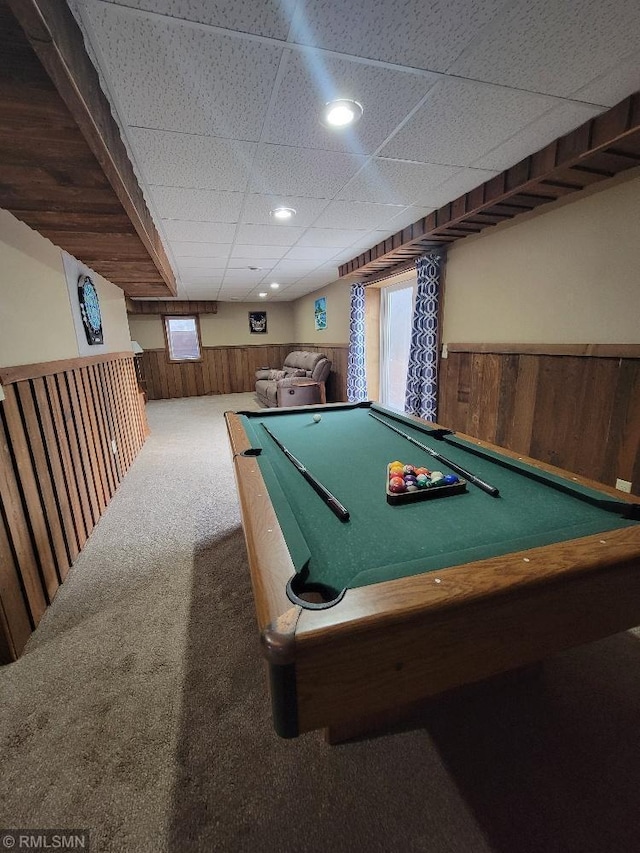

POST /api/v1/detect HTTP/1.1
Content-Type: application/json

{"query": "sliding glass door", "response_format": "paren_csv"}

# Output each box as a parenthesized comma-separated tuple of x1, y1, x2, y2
(379, 279, 416, 411)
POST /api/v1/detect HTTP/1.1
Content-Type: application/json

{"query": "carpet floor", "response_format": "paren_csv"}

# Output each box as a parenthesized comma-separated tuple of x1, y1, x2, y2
(1, 394, 639, 853)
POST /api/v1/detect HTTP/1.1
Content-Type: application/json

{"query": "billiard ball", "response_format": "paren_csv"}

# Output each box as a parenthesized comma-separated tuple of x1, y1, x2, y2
(389, 479, 406, 493)
(442, 474, 458, 484)
(313, 414, 322, 422)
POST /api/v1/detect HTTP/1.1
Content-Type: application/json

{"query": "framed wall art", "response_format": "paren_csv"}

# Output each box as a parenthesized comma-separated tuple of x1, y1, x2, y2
(314, 297, 327, 331)
(249, 311, 267, 334)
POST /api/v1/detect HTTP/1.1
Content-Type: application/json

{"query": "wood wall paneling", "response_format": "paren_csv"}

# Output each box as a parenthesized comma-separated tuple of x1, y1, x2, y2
(439, 349, 640, 494)
(0, 354, 147, 662)
(140, 343, 349, 403)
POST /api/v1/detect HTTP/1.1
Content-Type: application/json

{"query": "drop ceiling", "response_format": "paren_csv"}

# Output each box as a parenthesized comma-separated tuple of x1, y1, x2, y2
(68, 0, 640, 302)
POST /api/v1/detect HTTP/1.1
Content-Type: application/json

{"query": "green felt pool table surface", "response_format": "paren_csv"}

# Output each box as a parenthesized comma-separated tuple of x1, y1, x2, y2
(237, 402, 638, 598)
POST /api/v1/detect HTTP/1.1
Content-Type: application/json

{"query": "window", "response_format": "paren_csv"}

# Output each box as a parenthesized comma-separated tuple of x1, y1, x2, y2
(163, 315, 202, 362)
(379, 279, 416, 411)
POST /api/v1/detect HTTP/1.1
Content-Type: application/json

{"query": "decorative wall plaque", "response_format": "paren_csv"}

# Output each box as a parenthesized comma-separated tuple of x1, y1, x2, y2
(249, 311, 267, 334)
(78, 274, 103, 345)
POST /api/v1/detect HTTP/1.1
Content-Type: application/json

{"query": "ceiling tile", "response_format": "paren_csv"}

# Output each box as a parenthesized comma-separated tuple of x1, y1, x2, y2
(129, 128, 256, 192)
(171, 242, 231, 258)
(152, 187, 244, 222)
(262, 50, 437, 155)
(230, 244, 288, 260)
(162, 220, 237, 243)
(423, 168, 498, 208)
(241, 194, 330, 227)
(250, 145, 368, 197)
(216, 289, 251, 298)
(218, 295, 254, 304)
(222, 269, 269, 283)
(261, 277, 302, 288)
(343, 229, 394, 252)
(312, 200, 405, 230)
(177, 256, 227, 271)
(270, 259, 323, 277)
(296, 228, 370, 248)
(234, 223, 306, 246)
(338, 158, 461, 205)
(471, 101, 604, 170)
(284, 246, 341, 261)
(383, 209, 435, 232)
(181, 284, 220, 300)
(449, 0, 640, 98)
(226, 259, 276, 270)
(569, 52, 640, 107)
(296, 266, 341, 284)
(288, 0, 506, 72)
(179, 273, 225, 285)
(82, 2, 283, 138)
(330, 246, 368, 264)
(111, 0, 294, 39)
(380, 78, 560, 166)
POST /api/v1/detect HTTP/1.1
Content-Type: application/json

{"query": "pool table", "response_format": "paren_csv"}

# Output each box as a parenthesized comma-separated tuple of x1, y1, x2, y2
(225, 402, 640, 741)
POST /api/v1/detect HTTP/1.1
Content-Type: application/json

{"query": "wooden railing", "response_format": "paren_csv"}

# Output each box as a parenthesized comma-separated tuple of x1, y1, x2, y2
(0, 352, 147, 662)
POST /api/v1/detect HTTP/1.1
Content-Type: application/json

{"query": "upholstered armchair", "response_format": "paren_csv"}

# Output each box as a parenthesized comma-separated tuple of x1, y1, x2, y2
(255, 351, 331, 407)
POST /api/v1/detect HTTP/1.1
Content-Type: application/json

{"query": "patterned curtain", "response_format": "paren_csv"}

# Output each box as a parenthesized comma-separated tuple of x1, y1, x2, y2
(346, 283, 368, 402)
(404, 253, 442, 420)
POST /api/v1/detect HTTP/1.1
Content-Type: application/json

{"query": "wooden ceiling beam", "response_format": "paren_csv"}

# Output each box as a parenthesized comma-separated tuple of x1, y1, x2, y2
(1, 0, 176, 297)
(339, 91, 640, 282)
(127, 300, 219, 315)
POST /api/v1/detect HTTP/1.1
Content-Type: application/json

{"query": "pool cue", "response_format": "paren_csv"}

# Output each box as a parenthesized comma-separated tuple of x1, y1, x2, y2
(368, 411, 500, 497)
(261, 424, 350, 522)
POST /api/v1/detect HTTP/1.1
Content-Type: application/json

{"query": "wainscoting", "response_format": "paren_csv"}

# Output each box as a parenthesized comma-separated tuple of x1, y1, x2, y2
(0, 353, 147, 662)
(141, 343, 349, 403)
(438, 344, 640, 494)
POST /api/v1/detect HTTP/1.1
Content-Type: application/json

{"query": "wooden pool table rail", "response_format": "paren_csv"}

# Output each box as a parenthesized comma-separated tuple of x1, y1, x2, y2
(292, 527, 640, 735)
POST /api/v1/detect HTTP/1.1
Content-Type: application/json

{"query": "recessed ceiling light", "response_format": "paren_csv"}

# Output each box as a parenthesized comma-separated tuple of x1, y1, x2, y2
(270, 282, 280, 289)
(258, 292, 268, 298)
(270, 207, 296, 221)
(323, 99, 363, 128)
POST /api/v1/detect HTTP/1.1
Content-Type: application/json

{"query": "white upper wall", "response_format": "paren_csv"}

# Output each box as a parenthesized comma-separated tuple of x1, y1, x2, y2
(443, 171, 640, 344)
(0, 210, 131, 368)
(128, 300, 294, 349)
(292, 277, 351, 343)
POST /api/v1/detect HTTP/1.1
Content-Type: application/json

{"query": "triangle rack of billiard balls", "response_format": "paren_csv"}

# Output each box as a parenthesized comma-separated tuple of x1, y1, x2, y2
(386, 462, 467, 505)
